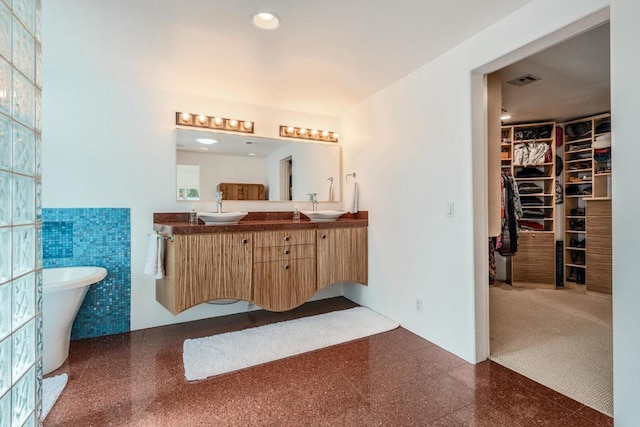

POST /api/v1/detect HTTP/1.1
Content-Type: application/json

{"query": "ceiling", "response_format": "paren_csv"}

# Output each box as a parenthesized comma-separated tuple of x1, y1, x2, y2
(44, 0, 534, 116)
(499, 23, 610, 125)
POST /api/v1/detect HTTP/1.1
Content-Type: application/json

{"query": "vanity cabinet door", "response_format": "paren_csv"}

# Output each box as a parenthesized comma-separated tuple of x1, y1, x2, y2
(252, 259, 316, 311)
(316, 227, 368, 290)
(157, 232, 252, 314)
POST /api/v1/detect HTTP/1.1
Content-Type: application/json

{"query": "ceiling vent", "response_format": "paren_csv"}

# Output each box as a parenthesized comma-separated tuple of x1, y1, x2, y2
(507, 74, 542, 87)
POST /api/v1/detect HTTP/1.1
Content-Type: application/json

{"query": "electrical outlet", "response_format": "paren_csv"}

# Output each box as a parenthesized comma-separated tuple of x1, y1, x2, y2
(415, 297, 422, 312)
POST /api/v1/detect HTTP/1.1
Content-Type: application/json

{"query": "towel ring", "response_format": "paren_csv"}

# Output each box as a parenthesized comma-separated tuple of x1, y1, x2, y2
(346, 172, 356, 183)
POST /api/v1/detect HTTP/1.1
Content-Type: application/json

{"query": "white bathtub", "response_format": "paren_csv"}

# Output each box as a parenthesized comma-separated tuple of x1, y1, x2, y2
(43, 266, 107, 375)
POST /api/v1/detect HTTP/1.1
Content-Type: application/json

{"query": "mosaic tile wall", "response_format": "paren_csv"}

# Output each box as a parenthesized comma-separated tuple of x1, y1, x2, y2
(0, 0, 43, 424)
(42, 208, 131, 340)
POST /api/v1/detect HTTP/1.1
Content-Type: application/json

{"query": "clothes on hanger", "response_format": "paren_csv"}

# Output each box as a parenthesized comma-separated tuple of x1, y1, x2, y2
(498, 171, 522, 256)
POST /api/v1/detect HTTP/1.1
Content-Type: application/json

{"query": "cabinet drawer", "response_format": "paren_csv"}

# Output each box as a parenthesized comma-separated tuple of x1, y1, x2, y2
(512, 232, 555, 285)
(253, 244, 315, 262)
(252, 258, 317, 311)
(253, 230, 315, 247)
(585, 200, 611, 217)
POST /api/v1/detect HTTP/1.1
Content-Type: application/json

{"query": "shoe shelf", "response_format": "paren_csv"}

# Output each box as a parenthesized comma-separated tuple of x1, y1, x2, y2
(562, 112, 611, 292)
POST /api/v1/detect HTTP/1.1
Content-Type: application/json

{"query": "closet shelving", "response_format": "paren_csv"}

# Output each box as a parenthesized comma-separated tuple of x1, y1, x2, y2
(562, 112, 611, 291)
(501, 121, 556, 289)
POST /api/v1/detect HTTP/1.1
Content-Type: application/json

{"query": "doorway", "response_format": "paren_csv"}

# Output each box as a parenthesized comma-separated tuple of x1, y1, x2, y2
(473, 16, 613, 417)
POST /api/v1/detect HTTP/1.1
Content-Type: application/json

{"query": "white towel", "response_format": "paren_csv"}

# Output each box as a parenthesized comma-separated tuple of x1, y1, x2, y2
(144, 232, 165, 279)
(344, 181, 358, 213)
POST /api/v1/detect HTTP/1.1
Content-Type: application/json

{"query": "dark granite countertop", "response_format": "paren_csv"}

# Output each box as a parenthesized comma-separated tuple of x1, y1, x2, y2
(153, 211, 368, 235)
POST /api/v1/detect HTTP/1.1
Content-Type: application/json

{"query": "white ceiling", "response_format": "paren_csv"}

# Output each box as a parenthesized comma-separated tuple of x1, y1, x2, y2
(499, 23, 610, 125)
(44, 0, 534, 116)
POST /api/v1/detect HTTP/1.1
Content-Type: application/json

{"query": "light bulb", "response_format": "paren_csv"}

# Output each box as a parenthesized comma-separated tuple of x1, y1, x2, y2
(299, 128, 307, 136)
(252, 12, 280, 30)
(229, 119, 238, 128)
(310, 130, 318, 137)
(197, 114, 207, 124)
(243, 121, 253, 130)
(286, 126, 294, 135)
(213, 117, 224, 126)
(333, 133, 340, 140)
(321, 130, 329, 138)
(181, 112, 191, 122)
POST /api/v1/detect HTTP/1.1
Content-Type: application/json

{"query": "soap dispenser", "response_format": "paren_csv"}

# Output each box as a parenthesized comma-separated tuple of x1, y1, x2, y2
(189, 204, 198, 225)
(293, 205, 300, 222)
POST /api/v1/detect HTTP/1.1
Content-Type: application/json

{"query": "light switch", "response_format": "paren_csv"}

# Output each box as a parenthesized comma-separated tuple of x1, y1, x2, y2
(446, 202, 454, 218)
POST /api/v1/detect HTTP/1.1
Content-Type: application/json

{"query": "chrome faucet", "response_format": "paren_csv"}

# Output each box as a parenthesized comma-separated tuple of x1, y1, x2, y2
(308, 193, 319, 211)
(215, 191, 223, 213)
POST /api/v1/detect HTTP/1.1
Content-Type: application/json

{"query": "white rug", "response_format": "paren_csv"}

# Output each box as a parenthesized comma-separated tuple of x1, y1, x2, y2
(183, 306, 399, 381)
(42, 373, 68, 420)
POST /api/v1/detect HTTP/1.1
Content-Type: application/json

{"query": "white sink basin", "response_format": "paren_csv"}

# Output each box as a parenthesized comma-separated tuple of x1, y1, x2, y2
(301, 210, 346, 222)
(198, 211, 248, 225)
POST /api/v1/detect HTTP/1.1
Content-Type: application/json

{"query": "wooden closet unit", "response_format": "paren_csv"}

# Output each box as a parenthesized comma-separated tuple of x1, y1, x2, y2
(585, 198, 612, 295)
(562, 113, 611, 291)
(501, 121, 556, 289)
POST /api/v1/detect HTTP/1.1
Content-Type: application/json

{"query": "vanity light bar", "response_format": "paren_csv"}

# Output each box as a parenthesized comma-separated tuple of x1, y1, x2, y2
(176, 112, 254, 134)
(279, 125, 339, 142)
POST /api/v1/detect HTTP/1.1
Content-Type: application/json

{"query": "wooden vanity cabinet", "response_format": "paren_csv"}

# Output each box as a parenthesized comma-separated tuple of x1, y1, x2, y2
(316, 226, 368, 290)
(156, 232, 252, 314)
(155, 223, 369, 314)
(252, 230, 317, 311)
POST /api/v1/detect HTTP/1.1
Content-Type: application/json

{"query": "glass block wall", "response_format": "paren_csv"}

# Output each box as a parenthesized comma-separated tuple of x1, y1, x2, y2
(0, 0, 43, 425)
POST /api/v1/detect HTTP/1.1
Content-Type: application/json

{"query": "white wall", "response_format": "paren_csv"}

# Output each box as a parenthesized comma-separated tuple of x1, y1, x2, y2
(41, 68, 343, 330)
(341, 0, 610, 361)
(610, 0, 640, 423)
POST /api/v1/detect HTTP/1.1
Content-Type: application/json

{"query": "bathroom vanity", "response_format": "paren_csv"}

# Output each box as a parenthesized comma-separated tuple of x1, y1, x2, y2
(153, 211, 368, 314)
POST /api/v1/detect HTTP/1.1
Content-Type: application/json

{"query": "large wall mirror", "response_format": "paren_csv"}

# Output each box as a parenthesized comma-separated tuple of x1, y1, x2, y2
(175, 128, 341, 202)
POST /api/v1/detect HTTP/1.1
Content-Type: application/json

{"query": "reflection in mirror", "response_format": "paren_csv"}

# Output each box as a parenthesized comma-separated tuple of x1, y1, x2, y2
(175, 128, 341, 202)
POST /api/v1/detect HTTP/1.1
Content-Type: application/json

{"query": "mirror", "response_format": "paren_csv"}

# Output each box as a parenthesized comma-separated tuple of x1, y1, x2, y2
(175, 128, 341, 202)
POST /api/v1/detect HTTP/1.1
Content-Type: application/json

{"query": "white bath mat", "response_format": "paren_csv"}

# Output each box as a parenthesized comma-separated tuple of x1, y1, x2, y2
(42, 373, 68, 420)
(183, 306, 399, 381)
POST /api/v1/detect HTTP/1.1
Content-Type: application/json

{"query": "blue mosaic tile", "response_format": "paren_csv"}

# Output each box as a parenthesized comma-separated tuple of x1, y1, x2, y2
(42, 221, 73, 259)
(42, 208, 131, 339)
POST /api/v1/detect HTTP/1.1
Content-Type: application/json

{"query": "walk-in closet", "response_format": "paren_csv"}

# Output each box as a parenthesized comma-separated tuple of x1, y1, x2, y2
(487, 23, 613, 416)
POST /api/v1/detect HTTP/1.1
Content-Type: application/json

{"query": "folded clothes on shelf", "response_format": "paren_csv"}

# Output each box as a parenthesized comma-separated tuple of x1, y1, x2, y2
(518, 220, 545, 230)
(522, 209, 546, 219)
(595, 118, 611, 134)
(520, 196, 544, 206)
(593, 132, 611, 149)
(516, 167, 547, 178)
(569, 237, 586, 248)
(565, 121, 592, 139)
(518, 182, 543, 194)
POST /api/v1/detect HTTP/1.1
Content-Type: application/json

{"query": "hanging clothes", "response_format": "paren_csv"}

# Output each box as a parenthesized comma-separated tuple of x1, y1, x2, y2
(498, 171, 522, 256)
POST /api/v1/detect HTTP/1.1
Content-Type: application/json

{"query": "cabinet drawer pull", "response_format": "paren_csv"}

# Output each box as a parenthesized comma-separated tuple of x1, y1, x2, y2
(284, 264, 290, 270)
(321, 233, 327, 239)
(242, 238, 248, 244)
(284, 249, 290, 255)
(283, 236, 290, 242)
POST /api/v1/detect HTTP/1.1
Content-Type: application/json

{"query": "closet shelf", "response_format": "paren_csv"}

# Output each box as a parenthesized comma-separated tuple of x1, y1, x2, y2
(513, 138, 553, 144)
(513, 162, 553, 167)
(514, 177, 553, 181)
(565, 230, 586, 234)
(566, 247, 586, 251)
(566, 148, 593, 154)
(566, 158, 593, 164)
(565, 137, 593, 144)
(594, 172, 611, 176)
(518, 230, 554, 234)
(565, 195, 592, 198)
(566, 181, 593, 185)
(566, 263, 586, 268)
(566, 168, 592, 174)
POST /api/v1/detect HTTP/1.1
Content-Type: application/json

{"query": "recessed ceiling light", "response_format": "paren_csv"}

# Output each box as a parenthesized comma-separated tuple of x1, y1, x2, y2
(501, 114, 512, 120)
(252, 12, 280, 30)
(248, 152, 257, 156)
(200, 147, 209, 150)
(196, 138, 218, 145)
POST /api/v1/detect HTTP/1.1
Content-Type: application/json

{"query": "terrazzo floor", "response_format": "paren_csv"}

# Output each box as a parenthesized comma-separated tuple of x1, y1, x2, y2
(44, 297, 613, 426)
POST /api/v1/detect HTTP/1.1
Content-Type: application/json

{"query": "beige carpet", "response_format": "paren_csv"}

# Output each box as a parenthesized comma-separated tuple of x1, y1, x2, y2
(489, 284, 613, 416)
